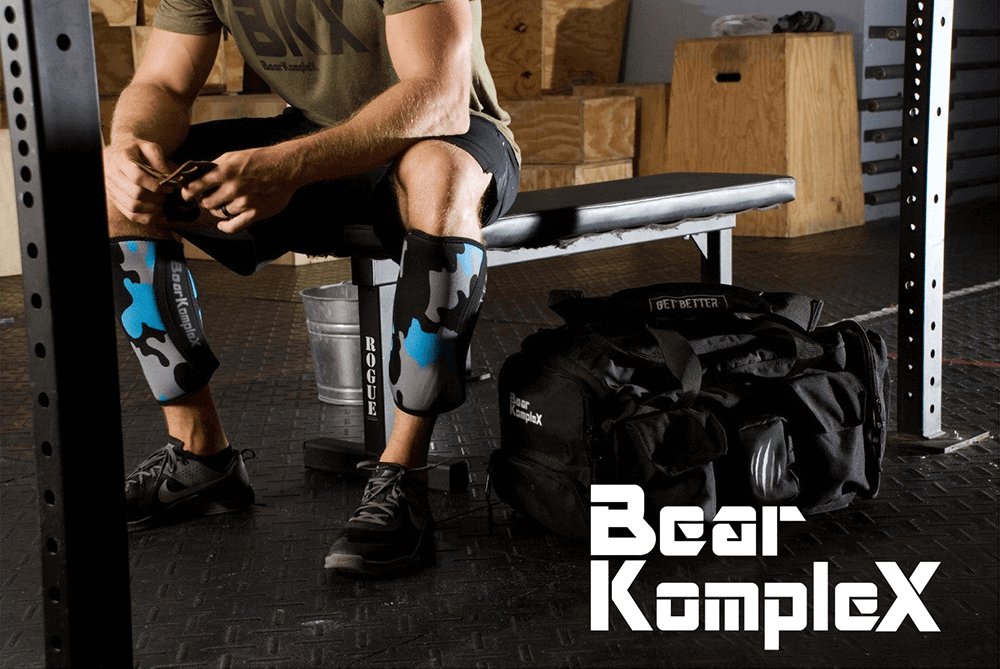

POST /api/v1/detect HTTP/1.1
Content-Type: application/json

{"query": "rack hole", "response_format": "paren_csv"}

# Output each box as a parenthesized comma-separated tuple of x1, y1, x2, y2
(20, 166, 30, 182)
(50, 635, 63, 651)
(41, 441, 52, 456)
(9, 60, 19, 77)
(27, 243, 38, 258)
(17, 140, 29, 156)
(34, 343, 45, 358)
(15, 113, 26, 130)
(12, 87, 23, 103)
(44, 490, 55, 505)
(30, 293, 41, 308)
(4, 7, 15, 23)
(715, 72, 741, 83)
(48, 587, 61, 603)
(38, 392, 49, 407)
(56, 33, 71, 51)
(46, 538, 58, 554)
(7, 33, 17, 50)
(22, 192, 33, 207)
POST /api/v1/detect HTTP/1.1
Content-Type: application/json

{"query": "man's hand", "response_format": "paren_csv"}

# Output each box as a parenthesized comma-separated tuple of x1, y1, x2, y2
(104, 138, 175, 226)
(180, 145, 300, 234)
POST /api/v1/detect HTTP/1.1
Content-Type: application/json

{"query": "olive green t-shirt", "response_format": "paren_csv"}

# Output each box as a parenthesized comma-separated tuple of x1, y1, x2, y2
(153, 0, 518, 163)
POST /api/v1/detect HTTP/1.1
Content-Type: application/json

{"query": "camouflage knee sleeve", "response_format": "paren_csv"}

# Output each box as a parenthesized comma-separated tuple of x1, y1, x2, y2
(110, 238, 219, 404)
(389, 231, 487, 416)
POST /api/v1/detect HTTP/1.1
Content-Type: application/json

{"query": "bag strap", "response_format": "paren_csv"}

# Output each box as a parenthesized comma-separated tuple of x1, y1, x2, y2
(645, 326, 702, 404)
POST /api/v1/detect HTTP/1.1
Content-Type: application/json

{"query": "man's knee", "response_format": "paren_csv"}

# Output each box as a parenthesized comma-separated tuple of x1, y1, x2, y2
(393, 140, 491, 238)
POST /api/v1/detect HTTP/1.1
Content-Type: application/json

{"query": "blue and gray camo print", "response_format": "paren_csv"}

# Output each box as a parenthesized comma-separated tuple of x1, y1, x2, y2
(110, 239, 219, 404)
(389, 231, 487, 416)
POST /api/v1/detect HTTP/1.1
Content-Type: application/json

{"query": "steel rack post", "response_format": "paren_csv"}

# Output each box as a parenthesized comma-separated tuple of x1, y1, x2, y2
(893, 0, 988, 452)
(1, 0, 133, 665)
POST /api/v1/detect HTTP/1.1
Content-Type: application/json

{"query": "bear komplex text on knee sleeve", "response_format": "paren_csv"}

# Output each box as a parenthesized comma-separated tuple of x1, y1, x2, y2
(389, 231, 487, 416)
(110, 239, 219, 404)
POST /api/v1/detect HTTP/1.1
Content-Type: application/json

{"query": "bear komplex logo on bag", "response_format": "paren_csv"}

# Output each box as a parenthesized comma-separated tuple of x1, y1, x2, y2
(509, 393, 543, 426)
(590, 486, 942, 650)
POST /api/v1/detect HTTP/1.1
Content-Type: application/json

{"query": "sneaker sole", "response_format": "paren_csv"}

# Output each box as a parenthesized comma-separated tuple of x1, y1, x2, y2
(127, 487, 255, 531)
(325, 521, 434, 577)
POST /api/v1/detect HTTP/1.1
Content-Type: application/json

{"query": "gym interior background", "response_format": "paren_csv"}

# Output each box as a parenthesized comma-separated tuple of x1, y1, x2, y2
(1, 0, 997, 667)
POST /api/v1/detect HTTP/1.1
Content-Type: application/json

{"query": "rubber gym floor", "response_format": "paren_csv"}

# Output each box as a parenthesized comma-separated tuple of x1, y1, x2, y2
(2, 198, 997, 668)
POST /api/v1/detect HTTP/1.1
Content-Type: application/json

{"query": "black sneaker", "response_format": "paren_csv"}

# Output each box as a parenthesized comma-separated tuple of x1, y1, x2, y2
(125, 438, 255, 530)
(325, 462, 434, 577)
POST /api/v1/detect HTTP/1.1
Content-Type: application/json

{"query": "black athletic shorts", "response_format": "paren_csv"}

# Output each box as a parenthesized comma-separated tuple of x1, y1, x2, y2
(170, 108, 519, 274)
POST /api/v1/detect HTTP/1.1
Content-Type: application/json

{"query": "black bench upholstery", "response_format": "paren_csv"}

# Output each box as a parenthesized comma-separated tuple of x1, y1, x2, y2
(304, 172, 796, 487)
(484, 172, 795, 249)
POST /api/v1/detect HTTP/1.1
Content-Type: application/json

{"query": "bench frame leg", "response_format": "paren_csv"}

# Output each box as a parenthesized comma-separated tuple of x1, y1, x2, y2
(303, 256, 469, 492)
(693, 227, 733, 284)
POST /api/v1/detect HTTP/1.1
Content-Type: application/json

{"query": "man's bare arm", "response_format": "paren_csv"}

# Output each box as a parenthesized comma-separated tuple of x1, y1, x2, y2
(187, 0, 474, 231)
(104, 29, 221, 225)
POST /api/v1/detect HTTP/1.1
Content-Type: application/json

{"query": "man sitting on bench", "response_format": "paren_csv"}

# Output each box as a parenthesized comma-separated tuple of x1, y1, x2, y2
(103, 0, 519, 577)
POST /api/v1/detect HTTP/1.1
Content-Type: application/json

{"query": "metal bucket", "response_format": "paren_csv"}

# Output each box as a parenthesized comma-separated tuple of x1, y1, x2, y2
(300, 282, 362, 405)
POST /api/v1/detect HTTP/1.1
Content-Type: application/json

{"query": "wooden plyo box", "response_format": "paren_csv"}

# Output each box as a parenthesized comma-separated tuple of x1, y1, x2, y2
(94, 25, 226, 95)
(573, 82, 669, 176)
(189, 93, 289, 125)
(665, 33, 864, 237)
(503, 94, 635, 164)
(482, 0, 630, 99)
(90, 0, 139, 26)
(519, 159, 632, 191)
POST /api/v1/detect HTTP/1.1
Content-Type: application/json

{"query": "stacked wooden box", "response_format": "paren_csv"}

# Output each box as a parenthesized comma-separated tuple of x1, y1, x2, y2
(1, 66, 20, 276)
(665, 33, 864, 237)
(483, 0, 669, 191)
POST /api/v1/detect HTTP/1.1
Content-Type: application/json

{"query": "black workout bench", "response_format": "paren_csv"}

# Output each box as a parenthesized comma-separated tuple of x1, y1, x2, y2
(303, 172, 796, 489)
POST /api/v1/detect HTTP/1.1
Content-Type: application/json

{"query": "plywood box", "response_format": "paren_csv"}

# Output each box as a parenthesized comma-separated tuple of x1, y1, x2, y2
(481, 0, 544, 99)
(223, 34, 246, 93)
(504, 95, 635, 164)
(182, 241, 345, 267)
(140, 0, 161, 25)
(189, 94, 288, 124)
(91, 0, 138, 26)
(482, 0, 630, 99)
(99, 95, 118, 145)
(1, 130, 21, 277)
(665, 33, 863, 237)
(520, 158, 632, 191)
(94, 25, 226, 95)
(573, 82, 668, 176)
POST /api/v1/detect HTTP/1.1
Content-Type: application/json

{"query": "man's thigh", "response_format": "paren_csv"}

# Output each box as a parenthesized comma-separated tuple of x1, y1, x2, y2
(172, 111, 519, 273)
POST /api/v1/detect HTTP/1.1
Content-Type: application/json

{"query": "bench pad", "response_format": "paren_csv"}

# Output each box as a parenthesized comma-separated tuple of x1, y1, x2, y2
(482, 172, 795, 250)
